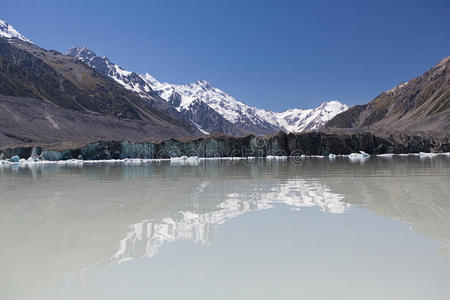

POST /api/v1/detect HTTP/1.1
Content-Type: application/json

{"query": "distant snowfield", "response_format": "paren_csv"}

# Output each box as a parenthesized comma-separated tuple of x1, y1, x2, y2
(141, 73, 349, 133)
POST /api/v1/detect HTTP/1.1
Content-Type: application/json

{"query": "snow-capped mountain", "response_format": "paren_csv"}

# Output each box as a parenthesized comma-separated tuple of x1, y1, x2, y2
(1, 20, 348, 136)
(0, 20, 32, 43)
(273, 101, 350, 132)
(66, 46, 194, 120)
(66, 47, 156, 99)
(67, 46, 348, 135)
(142, 74, 348, 134)
(143, 73, 348, 132)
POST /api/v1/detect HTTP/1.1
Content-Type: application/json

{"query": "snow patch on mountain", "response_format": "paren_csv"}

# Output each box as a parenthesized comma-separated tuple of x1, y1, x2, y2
(67, 47, 153, 97)
(386, 81, 409, 94)
(274, 101, 349, 132)
(142, 74, 274, 126)
(66, 46, 202, 135)
(0, 20, 32, 43)
(68, 46, 348, 135)
(141, 74, 348, 133)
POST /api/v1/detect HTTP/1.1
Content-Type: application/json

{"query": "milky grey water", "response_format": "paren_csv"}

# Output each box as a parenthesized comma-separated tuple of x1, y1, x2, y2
(0, 156, 449, 300)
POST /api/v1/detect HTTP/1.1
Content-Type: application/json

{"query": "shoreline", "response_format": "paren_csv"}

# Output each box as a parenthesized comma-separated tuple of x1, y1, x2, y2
(1, 152, 450, 168)
(0, 131, 449, 162)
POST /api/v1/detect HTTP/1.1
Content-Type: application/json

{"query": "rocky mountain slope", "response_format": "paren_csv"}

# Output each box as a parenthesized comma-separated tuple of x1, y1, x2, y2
(326, 56, 450, 132)
(0, 95, 198, 148)
(67, 46, 348, 135)
(0, 22, 201, 147)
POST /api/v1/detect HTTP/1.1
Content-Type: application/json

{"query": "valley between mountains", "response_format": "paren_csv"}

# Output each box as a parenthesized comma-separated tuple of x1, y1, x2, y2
(0, 20, 448, 157)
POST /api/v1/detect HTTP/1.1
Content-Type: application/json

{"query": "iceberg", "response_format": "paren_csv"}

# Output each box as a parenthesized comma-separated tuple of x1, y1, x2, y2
(349, 151, 370, 158)
(419, 152, 436, 158)
(377, 154, 394, 158)
(266, 155, 288, 160)
(10, 155, 20, 163)
(170, 156, 199, 166)
(348, 151, 370, 162)
(360, 151, 370, 157)
(27, 157, 40, 162)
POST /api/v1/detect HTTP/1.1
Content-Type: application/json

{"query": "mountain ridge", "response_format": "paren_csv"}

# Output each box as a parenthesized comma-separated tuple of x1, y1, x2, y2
(0, 19, 349, 137)
(1, 19, 448, 153)
(326, 56, 450, 132)
(0, 21, 201, 147)
(67, 46, 348, 135)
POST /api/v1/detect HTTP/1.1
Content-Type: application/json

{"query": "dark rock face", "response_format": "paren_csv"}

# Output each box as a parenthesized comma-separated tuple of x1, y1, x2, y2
(1, 131, 448, 161)
(179, 100, 249, 136)
(168, 91, 182, 108)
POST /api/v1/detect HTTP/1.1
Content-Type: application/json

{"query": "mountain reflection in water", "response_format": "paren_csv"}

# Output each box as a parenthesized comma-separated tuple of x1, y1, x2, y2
(112, 178, 348, 263)
(0, 156, 449, 299)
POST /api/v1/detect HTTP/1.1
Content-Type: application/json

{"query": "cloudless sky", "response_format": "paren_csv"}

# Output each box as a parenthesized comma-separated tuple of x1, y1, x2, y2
(3, 0, 450, 111)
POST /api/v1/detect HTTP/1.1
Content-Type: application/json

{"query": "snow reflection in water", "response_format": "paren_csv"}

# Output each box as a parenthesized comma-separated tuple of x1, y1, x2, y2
(112, 179, 348, 263)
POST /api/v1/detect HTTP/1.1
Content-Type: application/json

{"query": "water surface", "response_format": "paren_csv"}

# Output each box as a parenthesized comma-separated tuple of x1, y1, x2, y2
(1, 156, 449, 300)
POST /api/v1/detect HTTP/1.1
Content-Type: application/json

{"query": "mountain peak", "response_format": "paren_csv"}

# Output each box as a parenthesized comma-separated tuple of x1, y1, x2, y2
(0, 20, 32, 43)
(190, 79, 212, 89)
(142, 73, 162, 86)
(196, 79, 209, 85)
(66, 46, 97, 61)
(318, 100, 348, 110)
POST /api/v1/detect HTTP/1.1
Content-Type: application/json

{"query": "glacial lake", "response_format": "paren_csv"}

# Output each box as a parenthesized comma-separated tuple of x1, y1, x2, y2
(1, 156, 450, 300)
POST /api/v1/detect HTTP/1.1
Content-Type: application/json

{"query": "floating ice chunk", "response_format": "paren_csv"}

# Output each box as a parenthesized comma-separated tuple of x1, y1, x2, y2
(266, 155, 288, 160)
(359, 151, 370, 157)
(10, 156, 20, 163)
(348, 151, 370, 159)
(170, 156, 199, 166)
(377, 153, 394, 158)
(419, 152, 436, 158)
(170, 156, 199, 161)
(348, 152, 370, 163)
(170, 156, 188, 161)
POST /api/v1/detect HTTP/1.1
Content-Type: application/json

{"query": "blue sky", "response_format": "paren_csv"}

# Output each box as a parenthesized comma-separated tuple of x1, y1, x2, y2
(3, 0, 450, 111)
